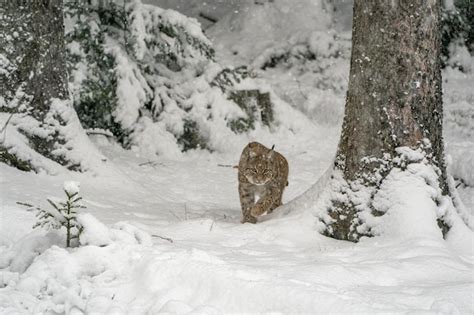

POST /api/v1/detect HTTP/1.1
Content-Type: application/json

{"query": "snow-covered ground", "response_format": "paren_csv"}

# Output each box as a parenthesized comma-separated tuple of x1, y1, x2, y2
(2, 119, 473, 313)
(1, 0, 473, 313)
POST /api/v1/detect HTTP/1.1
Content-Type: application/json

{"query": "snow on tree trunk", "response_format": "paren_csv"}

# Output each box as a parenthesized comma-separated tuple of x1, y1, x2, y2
(0, 0, 105, 173)
(323, 0, 451, 241)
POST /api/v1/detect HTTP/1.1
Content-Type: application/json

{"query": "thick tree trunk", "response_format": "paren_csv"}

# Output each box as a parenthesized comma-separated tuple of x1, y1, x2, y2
(0, 0, 77, 170)
(326, 0, 450, 241)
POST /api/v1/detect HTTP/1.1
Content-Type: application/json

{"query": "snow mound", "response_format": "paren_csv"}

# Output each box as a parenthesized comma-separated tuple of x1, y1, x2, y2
(371, 163, 446, 239)
(0, 214, 158, 313)
(0, 99, 109, 175)
(77, 213, 112, 246)
(2, 209, 472, 314)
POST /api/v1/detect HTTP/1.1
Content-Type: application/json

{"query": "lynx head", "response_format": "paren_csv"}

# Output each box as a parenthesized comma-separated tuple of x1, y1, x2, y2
(243, 142, 276, 185)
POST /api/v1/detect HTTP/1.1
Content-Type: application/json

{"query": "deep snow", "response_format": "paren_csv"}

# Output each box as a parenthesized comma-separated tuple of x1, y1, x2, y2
(1, 0, 474, 313)
(1, 122, 473, 313)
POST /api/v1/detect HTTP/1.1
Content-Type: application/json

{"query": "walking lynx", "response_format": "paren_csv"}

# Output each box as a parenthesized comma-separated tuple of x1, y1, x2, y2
(238, 142, 289, 223)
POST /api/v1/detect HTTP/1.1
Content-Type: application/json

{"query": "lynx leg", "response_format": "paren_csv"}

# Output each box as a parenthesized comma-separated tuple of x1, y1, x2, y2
(267, 199, 281, 214)
(239, 183, 256, 224)
(250, 191, 275, 217)
(241, 212, 257, 224)
(250, 200, 269, 217)
(258, 186, 283, 215)
(267, 186, 284, 214)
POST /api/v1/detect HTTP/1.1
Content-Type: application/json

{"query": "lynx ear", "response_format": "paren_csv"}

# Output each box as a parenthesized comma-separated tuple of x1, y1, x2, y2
(267, 145, 275, 159)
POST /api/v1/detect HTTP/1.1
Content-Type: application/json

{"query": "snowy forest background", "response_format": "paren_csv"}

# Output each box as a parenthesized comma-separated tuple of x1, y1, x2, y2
(1, 0, 473, 313)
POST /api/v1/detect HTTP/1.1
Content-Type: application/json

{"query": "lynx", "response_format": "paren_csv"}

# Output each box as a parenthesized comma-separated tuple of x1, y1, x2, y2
(238, 142, 289, 224)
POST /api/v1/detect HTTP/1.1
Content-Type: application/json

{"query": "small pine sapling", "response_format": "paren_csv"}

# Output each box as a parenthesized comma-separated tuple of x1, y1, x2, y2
(17, 181, 86, 247)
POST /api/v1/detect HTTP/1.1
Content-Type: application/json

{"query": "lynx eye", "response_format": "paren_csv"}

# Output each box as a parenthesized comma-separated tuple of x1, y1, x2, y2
(264, 170, 273, 176)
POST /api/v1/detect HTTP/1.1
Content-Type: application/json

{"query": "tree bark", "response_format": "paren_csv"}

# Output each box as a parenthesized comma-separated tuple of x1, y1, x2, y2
(0, 0, 71, 170)
(326, 0, 449, 241)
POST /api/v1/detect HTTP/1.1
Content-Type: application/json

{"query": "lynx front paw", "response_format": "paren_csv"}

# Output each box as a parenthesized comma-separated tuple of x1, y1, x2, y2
(241, 215, 257, 224)
(250, 205, 266, 217)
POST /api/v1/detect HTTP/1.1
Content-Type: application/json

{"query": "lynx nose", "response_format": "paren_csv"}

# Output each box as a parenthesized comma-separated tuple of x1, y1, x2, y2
(255, 174, 268, 185)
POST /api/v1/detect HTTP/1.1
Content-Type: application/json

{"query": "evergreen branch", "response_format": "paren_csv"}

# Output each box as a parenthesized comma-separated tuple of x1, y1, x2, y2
(16, 201, 34, 208)
(47, 199, 60, 212)
(23, 183, 86, 247)
(0, 113, 14, 139)
(72, 196, 83, 203)
(65, 191, 78, 200)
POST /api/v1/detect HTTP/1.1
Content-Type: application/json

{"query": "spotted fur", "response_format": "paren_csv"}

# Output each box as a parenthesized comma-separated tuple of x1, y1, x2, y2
(238, 142, 289, 224)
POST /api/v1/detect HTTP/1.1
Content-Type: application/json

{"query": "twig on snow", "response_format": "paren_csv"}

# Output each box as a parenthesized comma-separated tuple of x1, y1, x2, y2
(139, 160, 164, 167)
(86, 130, 114, 138)
(217, 164, 238, 169)
(198, 12, 218, 24)
(168, 210, 182, 221)
(151, 234, 174, 243)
